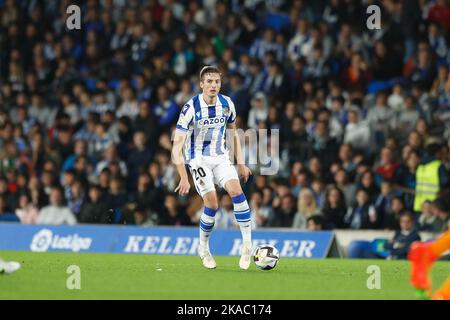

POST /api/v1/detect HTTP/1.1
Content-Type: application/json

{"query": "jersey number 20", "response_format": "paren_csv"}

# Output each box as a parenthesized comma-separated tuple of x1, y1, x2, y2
(193, 168, 206, 181)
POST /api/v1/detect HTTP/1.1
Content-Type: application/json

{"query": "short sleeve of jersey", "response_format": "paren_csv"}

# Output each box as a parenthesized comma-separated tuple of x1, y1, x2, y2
(227, 98, 237, 124)
(176, 103, 194, 131)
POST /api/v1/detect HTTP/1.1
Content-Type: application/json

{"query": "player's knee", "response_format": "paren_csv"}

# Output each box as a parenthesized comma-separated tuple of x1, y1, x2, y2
(225, 181, 243, 197)
(203, 193, 219, 210)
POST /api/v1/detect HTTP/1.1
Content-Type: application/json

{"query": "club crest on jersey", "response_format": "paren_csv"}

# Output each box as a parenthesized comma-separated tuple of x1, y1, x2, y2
(223, 108, 229, 116)
(181, 104, 190, 115)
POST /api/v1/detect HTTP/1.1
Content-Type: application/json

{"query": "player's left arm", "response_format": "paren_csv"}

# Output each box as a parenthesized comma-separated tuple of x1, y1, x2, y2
(227, 122, 252, 183)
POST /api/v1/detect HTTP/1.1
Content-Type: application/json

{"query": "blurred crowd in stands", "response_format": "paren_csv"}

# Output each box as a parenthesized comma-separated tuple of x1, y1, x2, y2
(0, 0, 450, 236)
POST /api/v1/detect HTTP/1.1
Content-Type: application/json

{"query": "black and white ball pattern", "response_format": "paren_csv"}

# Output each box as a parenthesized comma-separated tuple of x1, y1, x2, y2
(253, 245, 280, 270)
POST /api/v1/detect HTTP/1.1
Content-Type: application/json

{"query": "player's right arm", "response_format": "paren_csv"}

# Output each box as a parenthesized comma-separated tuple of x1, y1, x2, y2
(172, 103, 194, 196)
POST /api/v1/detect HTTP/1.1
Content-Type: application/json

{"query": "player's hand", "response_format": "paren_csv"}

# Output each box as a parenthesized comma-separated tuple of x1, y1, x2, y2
(238, 165, 252, 183)
(175, 178, 190, 196)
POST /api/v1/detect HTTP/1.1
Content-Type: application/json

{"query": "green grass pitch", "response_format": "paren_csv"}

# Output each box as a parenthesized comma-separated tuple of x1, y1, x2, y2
(1, 251, 449, 300)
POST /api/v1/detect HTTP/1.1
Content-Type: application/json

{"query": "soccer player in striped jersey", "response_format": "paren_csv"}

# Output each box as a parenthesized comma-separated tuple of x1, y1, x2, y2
(172, 66, 253, 269)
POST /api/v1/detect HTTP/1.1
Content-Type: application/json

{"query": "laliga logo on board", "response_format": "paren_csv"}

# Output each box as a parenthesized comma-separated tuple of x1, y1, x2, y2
(30, 229, 92, 252)
(30, 229, 53, 252)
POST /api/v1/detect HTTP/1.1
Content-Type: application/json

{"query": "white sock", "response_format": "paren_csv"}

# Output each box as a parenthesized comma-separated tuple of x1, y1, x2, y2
(199, 207, 217, 250)
(232, 193, 252, 247)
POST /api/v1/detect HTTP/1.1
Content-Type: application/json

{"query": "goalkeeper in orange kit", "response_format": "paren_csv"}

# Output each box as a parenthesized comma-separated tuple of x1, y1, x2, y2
(408, 228, 450, 300)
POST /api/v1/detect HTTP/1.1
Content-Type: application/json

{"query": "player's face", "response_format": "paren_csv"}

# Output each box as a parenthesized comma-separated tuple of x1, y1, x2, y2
(200, 73, 221, 98)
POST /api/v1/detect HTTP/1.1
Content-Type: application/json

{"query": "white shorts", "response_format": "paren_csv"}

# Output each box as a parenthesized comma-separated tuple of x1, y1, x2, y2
(188, 155, 239, 197)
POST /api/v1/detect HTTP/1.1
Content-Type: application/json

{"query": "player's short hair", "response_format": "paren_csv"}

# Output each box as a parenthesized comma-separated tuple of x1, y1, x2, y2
(199, 66, 221, 81)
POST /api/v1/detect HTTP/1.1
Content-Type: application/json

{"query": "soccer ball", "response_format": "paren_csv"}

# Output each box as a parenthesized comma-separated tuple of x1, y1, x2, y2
(253, 245, 279, 270)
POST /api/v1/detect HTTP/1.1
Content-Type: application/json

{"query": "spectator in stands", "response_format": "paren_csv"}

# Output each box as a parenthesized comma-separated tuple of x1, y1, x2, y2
(250, 190, 273, 228)
(394, 150, 419, 210)
(28, 93, 55, 128)
(67, 180, 85, 218)
(15, 193, 39, 224)
(286, 115, 309, 164)
(358, 170, 380, 204)
(293, 188, 319, 229)
(131, 172, 162, 214)
(159, 193, 191, 226)
(117, 87, 139, 120)
(371, 41, 402, 81)
(287, 19, 312, 63)
(383, 196, 407, 230)
(133, 206, 155, 227)
(367, 92, 394, 149)
(37, 187, 76, 225)
(92, 122, 114, 160)
(105, 177, 128, 221)
(152, 85, 179, 128)
(63, 140, 89, 172)
(247, 92, 268, 130)
(343, 108, 372, 153)
(374, 180, 396, 228)
(262, 62, 289, 102)
(375, 148, 400, 186)
(430, 199, 450, 233)
(227, 72, 251, 117)
(250, 28, 284, 62)
(322, 186, 347, 229)
(311, 178, 326, 209)
(344, 189, 378, 229)
(133, 101, 158, 149)
(405, 41, 436, 90)
(307, 215, 325, 231)
(310, 120, 339, 170)
(96, 144, 128, 179)
(334, 168, 357, 207)
(268, 193, 296, 228)
(79, 185, 110, 224)
(0, 194, 18, 222)
(384, 212, 421, 259)
(342, 52, 370, 91)
(338, 144, 356, 176)
(126, 131, 152, 187)
(0, 176, 17, 210)
(413, 142, 449, 213)
(418, 200, 440, 231)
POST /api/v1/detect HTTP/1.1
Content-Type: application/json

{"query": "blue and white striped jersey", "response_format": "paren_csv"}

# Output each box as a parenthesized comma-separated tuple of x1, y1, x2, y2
(176, 93, 236, 162)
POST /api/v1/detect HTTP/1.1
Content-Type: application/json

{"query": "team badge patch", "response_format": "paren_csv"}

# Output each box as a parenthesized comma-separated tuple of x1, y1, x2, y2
(181, 104, 190, 115)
